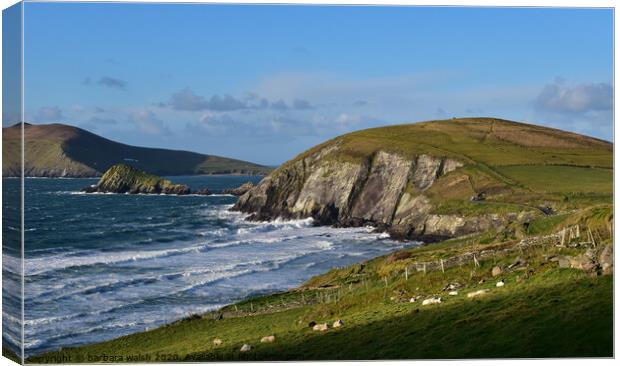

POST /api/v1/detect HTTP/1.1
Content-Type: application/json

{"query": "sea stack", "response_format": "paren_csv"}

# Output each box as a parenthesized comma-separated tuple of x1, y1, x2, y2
(81, 164, 191, 195)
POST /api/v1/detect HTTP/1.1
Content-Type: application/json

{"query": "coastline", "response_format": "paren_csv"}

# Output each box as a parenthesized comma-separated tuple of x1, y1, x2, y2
(25, 220, 614, 361)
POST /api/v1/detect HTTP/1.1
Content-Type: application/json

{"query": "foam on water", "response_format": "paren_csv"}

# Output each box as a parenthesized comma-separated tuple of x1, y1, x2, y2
(3, 177, 421, 357)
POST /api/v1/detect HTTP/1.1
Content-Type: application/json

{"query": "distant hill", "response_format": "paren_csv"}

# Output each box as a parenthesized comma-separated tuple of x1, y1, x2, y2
(234, 117, 612, 241)
(2, 123, 272, 177)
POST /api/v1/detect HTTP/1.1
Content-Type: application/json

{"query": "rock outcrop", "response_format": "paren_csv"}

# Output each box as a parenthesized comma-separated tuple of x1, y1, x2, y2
(233, 144, 504, 241)
(81, 164, 191, 195)
(222, 182, 254, 196)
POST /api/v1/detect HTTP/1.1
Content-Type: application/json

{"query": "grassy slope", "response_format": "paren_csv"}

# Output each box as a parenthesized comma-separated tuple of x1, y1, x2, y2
(29, 206, 613, 362)
(2, 123, 272, 176)
(497, 165, 612, 193)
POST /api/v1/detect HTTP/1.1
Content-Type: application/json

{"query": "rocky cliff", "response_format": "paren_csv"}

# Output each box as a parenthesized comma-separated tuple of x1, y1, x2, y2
(82, 164, 191, 195)
(233, 147, 501, 241)
(233, 118, 612, 242)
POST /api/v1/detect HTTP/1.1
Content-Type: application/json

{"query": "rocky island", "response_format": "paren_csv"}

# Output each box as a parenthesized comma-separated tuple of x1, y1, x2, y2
(82, 164, 198, 195)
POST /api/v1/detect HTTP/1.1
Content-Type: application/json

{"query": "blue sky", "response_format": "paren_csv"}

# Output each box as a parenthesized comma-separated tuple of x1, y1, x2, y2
(10, 3, 614, 165)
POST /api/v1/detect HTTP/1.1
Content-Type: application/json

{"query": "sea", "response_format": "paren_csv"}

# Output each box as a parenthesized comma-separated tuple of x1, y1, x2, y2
(2, 176, 419, 357)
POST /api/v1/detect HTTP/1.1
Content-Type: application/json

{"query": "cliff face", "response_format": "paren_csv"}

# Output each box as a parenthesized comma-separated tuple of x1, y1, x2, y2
(233, 146, 500, 241)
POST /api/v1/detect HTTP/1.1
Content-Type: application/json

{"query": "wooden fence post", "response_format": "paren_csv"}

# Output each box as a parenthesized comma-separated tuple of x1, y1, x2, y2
(576, 225, 580, 239)
(587, 227, 596, 246)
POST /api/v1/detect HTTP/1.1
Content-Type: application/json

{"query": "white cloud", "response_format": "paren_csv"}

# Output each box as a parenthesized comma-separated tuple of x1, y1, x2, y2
(534, 78, 612, 113)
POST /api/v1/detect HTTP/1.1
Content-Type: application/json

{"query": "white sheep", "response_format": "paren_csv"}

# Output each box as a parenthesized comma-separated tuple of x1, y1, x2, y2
(467, 289, 490, 298)
(260, 335, 275, 343)
(422, 297, 442, 305)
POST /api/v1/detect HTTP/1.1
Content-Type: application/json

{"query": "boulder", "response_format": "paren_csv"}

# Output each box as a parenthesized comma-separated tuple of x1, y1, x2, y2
(598, 245, 613, 275)
(195, 188, 212, 196)
(260, 335, 275, 343)
(557, 256, 571, 268)
(212, 338, 223, 346)
(496, 280, 505, 287)
(491, 266, 503, 277)
(240, 344, 252, 352)
(569, 254, 597, 273)
(333, 319, 344, 328)
(448, 291, 458, 296)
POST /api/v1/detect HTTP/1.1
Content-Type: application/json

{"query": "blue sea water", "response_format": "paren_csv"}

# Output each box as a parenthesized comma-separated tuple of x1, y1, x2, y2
(2, 176, 419, 357)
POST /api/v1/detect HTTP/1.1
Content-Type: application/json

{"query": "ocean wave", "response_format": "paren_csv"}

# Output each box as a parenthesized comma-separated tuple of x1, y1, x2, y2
(24, 245, 204, 276)
(18, 185, 423, 356)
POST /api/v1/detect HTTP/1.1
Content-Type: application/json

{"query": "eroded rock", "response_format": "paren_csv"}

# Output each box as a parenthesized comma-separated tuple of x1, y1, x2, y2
(81, 164, 190, 195)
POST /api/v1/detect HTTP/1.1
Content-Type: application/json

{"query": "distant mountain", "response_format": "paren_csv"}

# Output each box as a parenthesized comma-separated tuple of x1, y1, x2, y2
(2, 123, 272, 177)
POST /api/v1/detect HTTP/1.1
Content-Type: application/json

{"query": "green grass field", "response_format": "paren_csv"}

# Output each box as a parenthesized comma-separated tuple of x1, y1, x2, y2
(303, 118, 612, 169)
(497, 165, 613, 194)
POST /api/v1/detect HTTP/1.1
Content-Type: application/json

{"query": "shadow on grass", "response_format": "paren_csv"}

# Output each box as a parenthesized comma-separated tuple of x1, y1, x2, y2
(185, 275, 613, 361)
